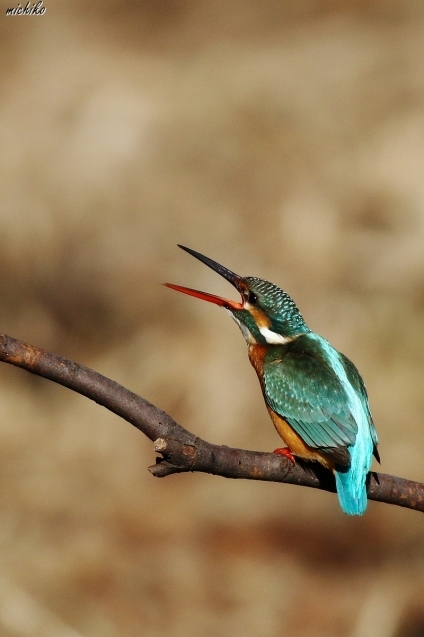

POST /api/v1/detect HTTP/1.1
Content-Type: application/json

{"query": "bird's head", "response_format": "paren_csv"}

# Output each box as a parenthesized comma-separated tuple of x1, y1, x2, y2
(165, 246, 309, 346)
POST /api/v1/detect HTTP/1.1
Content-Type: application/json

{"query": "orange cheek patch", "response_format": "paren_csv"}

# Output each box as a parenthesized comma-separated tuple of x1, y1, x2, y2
(249, 307, 271, 330)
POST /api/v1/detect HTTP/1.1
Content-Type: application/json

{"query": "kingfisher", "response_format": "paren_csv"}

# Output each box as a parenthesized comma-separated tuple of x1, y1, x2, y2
(165, 245, 379, 515)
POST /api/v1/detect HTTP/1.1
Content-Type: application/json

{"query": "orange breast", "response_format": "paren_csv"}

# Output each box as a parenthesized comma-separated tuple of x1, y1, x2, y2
(248, 344, 268, 378)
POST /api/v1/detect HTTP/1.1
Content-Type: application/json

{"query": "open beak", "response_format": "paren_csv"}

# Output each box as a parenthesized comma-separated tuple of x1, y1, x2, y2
(163, 245, 244, 310)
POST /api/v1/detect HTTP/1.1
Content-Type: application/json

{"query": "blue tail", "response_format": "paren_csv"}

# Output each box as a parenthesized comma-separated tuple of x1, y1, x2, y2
(335, 466, 368, 515)
(334, 427, 373, 516)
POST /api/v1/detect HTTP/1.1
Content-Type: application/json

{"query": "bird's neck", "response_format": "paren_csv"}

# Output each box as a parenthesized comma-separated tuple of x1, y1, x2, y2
(248, 344, 270, 380)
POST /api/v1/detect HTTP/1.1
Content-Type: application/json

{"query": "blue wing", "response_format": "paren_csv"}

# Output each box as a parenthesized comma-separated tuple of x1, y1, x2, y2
(340, 353, 379, 458)
(262, 336, 375, 466)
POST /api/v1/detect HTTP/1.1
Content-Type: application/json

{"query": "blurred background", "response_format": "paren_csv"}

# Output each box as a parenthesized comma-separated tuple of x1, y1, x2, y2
(0, 1, 424, 635)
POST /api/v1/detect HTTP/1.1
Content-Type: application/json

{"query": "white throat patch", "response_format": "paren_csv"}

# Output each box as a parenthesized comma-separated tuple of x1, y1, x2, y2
(225, 309, 257, 344)
(225, 309, 293, 346)
(258, 326, 293, 345)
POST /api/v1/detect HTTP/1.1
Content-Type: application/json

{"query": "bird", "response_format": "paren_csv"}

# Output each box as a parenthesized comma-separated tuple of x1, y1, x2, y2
(164, 245, 379, 515)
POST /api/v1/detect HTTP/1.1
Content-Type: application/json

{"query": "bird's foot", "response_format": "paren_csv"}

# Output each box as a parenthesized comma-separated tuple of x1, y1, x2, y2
(273, 447, 295, 463)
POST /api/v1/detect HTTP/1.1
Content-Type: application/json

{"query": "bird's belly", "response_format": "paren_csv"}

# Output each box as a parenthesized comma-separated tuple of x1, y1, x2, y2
(266, 407, 334, 470)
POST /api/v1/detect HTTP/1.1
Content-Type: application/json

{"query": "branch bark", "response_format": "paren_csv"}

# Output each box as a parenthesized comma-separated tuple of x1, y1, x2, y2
(0, 334, 422, 513)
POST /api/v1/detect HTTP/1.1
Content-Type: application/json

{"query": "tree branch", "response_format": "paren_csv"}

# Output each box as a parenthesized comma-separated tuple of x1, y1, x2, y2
(0, 334, 422, 513)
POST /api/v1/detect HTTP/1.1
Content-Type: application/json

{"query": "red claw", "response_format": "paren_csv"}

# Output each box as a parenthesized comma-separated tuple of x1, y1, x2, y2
(273, 447, 295, 463)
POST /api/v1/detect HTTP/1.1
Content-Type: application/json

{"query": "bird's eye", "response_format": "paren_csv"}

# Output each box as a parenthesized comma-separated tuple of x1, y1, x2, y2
(247, 291, 257, 304)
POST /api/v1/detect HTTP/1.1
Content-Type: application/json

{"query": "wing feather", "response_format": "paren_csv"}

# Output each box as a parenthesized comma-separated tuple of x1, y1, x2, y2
(263, 345, 359, 465)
